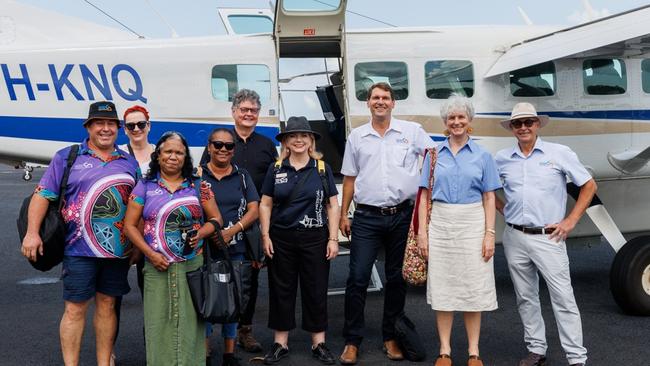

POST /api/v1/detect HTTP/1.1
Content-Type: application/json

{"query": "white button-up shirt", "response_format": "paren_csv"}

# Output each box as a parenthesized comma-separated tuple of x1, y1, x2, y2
(341, 118, 435, 206)
(495, 138, 592, 227)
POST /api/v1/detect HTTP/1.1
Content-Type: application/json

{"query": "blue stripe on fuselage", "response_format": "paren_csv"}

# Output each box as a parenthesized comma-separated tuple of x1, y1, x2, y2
(481, 109, 650, 120)
(1, 115, 447, 145)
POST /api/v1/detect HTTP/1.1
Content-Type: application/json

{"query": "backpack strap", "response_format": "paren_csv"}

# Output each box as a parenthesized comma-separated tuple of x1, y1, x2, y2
(58, 144, 80, 211)
(126, 143, 134, 157)
(316, 159, 331, 204)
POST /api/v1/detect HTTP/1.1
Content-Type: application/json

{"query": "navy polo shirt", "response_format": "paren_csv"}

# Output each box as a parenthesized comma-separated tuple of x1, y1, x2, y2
(261, 158, 338, 230)
(201, 164, 259, 254)
(200, 130, 278, 194)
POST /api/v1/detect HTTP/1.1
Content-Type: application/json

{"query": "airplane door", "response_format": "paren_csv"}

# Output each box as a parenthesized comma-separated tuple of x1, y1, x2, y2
(273, 0, 348, 172)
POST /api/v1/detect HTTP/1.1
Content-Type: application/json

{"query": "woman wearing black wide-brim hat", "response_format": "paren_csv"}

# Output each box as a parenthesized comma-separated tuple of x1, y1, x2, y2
(259, 116, 341, 365)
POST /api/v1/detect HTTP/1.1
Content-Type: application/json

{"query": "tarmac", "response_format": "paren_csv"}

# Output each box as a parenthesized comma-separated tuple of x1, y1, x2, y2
(2, 166, 650, 366)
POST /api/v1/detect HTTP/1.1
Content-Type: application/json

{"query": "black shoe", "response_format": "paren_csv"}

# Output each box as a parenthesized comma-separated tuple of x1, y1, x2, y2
(311, 343, 335, 365)
(222, 353, 241, 366)
(263, 343, 289, 364)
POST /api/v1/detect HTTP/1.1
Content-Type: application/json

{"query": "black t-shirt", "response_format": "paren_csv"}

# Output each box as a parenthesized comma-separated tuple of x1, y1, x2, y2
(200, 130, 278, 194)
(261, 158, 338, 230)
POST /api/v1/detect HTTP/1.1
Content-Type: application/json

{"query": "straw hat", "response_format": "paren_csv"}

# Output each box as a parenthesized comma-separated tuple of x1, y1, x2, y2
(499, 102, 549, 130)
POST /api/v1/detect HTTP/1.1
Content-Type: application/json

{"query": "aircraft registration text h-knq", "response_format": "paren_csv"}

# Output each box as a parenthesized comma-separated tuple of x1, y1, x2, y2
(1, 64, 147, 103)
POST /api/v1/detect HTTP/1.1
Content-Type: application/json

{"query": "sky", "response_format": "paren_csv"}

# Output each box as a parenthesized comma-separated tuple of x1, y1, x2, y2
(15, 0, 650, 39)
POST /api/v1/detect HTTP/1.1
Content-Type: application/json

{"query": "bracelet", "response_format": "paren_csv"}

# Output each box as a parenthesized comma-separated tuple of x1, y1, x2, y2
(485, 228, 496, 235)
(328, 238, 339, 242)
(207, 218, 221, 232)
(237, 221, 245, 232)
(261, 232, 270, 237)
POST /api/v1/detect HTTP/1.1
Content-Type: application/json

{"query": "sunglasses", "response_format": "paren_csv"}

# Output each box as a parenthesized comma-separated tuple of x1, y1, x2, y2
(510, 118, 538, 129)
(210, 140, 235, 151)
(125, 121, 148, 131)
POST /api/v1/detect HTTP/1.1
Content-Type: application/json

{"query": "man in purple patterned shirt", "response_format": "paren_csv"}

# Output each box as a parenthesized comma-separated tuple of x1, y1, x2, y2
(21, 101, 139, 366)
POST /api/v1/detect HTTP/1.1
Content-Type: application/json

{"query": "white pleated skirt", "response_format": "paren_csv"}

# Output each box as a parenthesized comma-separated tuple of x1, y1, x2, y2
(426, 201, 498, 312)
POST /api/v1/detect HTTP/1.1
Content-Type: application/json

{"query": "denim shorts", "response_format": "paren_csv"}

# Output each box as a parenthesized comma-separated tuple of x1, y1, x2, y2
(62, 255, 131, 302)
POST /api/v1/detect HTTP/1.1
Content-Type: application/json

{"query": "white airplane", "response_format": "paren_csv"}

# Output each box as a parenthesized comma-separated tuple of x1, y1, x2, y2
(2, 0, 649, 315)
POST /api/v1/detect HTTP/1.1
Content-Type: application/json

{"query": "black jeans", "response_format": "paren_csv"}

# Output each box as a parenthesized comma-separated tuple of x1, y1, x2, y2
(267, 228, 330, 332)
(342, 206, 412, 346)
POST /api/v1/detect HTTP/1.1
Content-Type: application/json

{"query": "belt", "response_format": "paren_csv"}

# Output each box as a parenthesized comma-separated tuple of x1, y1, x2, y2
(356, 201, 413, 216)
(507, 223, 548, 235)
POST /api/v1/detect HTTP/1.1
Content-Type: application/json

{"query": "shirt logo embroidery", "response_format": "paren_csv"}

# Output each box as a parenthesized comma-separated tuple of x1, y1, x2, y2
(396, 138, 409, 144)
(539, 160, 554, 168)
(149, 188, 164, 196)
(275, 177, 288, 184)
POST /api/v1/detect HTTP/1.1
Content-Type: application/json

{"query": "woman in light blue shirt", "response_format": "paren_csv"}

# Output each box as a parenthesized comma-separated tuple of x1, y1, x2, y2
(416, 94, 501, 366)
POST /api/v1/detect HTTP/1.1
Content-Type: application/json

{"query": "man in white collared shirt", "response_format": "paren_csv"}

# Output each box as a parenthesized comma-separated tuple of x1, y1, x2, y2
(495, 103, 597, 366)
(338, 82, 434, 364)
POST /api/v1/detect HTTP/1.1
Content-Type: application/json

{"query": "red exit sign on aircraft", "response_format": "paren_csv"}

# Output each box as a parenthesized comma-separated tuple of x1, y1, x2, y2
(303, 28, 316, 36)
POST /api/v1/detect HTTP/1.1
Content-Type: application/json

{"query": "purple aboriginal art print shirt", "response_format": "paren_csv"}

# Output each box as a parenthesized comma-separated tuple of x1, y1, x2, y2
(36, 140, 140, 258)
(129, 177, 214, 263)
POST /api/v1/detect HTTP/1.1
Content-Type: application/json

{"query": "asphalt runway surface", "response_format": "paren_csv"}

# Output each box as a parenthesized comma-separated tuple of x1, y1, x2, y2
(2, 167, 649, 366)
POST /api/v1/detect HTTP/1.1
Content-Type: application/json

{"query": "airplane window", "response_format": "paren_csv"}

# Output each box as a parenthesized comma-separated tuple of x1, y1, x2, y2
(583, 59, 626, 95)
(510, 61, 556, 97)
(283, 0, 341, 12)
(227, 15, 273, 34)
(425, 60, 474, 99)
(641, 60, 650, 93)
(354, 62, 409, 101)
(211, 64, 271, 103)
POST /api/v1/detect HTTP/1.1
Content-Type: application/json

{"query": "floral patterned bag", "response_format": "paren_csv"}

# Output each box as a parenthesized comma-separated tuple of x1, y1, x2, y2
(402, 148, 436, 286)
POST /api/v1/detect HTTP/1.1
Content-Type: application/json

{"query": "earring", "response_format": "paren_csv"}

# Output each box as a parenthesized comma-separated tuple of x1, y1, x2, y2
(467, 126, 474, 134)
(443, 129, 450, 137)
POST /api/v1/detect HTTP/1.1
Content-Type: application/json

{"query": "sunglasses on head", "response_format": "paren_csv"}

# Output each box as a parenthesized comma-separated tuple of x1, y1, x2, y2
(510, 118, 538, 129)
(210, 140, 235, 151)
(125, 121, 148, 131)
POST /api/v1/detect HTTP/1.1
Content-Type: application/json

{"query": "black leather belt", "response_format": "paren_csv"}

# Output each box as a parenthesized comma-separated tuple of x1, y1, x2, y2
(507, 223, 548, 235)
(356, 201, 413, 216)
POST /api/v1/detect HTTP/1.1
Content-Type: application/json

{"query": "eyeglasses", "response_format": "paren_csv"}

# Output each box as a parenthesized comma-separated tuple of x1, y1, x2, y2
(237, 107, 260, 115)
(510, 118, 538, 129)
(125, 121, 148, 131)
(210, 141, 235, 151)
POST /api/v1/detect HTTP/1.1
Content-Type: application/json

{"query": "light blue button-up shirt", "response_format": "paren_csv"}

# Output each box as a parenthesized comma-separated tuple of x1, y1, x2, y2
(495, 138, 592, 227)
(420, 138, 501, 204)
(341, 118, 435, 206)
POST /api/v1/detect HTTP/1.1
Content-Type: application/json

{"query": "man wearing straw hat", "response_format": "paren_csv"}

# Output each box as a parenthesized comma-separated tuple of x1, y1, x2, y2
(495, 102, 597, 366)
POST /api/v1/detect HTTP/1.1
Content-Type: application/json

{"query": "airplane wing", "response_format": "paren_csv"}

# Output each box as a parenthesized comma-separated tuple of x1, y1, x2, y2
(1, 0, 138, 47)
(484, 4, 650, 77)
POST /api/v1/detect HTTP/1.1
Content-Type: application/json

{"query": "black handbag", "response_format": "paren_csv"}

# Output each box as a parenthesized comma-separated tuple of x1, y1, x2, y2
(235, 170, 264, 263)
(394, 313, 426, 361)
(16, 145, 79, 272)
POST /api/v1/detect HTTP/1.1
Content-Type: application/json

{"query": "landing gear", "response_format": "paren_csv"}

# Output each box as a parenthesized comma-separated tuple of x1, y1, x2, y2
(17, 162, 33, 181)
(610, 235, 650, 315)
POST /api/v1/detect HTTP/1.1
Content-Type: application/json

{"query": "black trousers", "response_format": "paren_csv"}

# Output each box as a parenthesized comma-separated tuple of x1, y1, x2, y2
(239, 266, 260, 327)
(267, 228, 330, 332)
(342, 206, 412, 346)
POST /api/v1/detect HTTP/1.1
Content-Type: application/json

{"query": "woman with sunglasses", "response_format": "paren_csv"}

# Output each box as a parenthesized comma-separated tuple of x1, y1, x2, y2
(124, 131, 223, 366)
(199, 128, 260, 366)
(120, 105, 155, 177)
(416, 94, 501, 366)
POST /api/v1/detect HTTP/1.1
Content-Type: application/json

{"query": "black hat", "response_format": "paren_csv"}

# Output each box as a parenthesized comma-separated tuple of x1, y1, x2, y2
(84, 101, 120, 127)
(275, 116, 321, 141)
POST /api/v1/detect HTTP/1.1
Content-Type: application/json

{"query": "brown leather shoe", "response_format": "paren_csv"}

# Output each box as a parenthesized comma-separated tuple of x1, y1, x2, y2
(468, 355, 483, 366)
(435, 354, 452, 366)
(339, 344, 358, 365)
(383, 340, 404, 361)
(237, 325, 262, 353)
